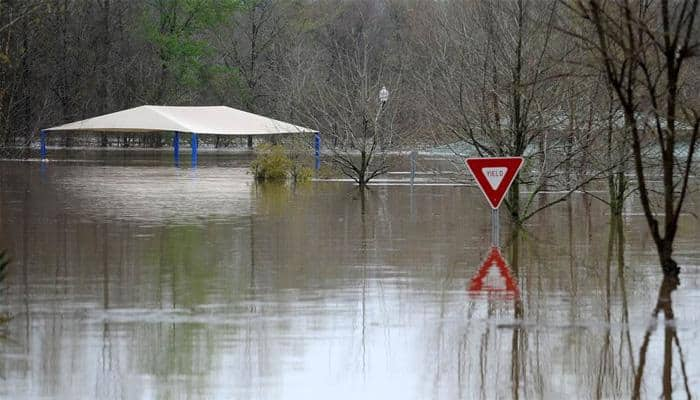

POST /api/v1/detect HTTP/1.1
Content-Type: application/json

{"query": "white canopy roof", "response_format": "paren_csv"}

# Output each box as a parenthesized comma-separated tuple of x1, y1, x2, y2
(45, 105, 316, 135)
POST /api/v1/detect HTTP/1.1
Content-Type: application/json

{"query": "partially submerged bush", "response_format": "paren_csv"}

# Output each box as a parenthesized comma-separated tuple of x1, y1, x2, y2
(290, 164, 313, 183)
(250, 143, 313, 183)
(250, 144, 292, 181)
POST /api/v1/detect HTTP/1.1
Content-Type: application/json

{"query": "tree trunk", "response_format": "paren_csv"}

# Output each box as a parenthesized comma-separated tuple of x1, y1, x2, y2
(658, 240, 679, 275)
(509, 178, 520, 223)
(358, 150, 367, 189)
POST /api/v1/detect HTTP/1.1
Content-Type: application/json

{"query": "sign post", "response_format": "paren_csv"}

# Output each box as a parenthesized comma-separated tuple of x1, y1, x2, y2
(466, 157, 524, 248)
(491, 208, 499, 247)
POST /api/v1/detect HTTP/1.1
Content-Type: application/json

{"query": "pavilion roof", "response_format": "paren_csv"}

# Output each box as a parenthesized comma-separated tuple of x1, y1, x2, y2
(45, 105, 316, 135)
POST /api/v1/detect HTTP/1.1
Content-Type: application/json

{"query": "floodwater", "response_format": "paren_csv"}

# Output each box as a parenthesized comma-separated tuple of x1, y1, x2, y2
(0, 150, 698, 399)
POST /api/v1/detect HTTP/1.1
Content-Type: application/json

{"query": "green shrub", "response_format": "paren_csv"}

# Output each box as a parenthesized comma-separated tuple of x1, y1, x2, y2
(250, 143, 316, 182)
(250, 144, 293, 181)
(291, 165, 313, 182)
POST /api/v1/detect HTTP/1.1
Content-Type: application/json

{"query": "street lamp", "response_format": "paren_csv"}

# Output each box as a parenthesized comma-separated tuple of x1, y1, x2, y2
(379, 86, 389, 105)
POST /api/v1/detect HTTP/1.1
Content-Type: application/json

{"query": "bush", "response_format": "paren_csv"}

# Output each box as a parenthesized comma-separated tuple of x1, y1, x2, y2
(250, 144, 293, 181)
(250, 143, 316, 183)
(290, 164, 313, 183)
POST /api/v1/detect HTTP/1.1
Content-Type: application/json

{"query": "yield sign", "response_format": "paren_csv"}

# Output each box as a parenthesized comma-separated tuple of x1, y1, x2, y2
(466, 157, 524, 209)
(468, 247, 519, 299)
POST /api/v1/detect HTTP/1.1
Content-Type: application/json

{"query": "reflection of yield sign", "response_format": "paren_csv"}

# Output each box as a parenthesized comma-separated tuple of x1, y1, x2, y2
(466, 157, 524, 209)
(468, 247, 519, 298)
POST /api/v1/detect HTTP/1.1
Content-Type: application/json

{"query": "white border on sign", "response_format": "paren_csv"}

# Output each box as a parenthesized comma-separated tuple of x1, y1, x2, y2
(466, 157, 525, 210)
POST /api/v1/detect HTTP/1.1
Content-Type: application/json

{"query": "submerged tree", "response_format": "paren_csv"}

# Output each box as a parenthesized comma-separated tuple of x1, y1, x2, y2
(411, 0, 607, 223)
(571, 0, 700, 275)
(298, 0, 403, 189)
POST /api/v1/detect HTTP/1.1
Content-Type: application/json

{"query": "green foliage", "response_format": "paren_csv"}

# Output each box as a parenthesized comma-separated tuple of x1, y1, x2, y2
(291, 165, 313, 182)
(250, 143, 314, 182)
(283, 138, 316, 182)
(250, 144, 293, 181)
(143, 0, 241, 87)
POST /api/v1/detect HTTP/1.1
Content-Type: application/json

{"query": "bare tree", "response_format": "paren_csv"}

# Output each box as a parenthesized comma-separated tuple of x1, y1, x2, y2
(411, 0, 607, 223)
(213, 0, 289, 148)
(570, 0, 700, 275)
(0, 1, 40, 154)
(298, 0, 403, 189)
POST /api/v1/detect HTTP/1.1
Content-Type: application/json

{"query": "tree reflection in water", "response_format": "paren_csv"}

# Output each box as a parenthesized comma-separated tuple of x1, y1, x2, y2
(1, 162, 698, 398)
(509, 227, 524, 400)
(604, 211, 691, 400)
(466, 227, 524, 399)
(632, 274, 691, 400)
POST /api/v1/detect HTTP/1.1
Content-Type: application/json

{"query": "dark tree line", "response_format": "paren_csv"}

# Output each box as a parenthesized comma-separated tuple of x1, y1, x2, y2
(0, 0, 414, 152)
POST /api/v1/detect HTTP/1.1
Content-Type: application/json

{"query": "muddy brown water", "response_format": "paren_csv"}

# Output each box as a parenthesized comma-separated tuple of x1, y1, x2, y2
(0, 150, 698, 399)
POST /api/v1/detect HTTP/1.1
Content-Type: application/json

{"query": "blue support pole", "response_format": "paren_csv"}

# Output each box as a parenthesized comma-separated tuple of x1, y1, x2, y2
(191, 132, 198, 167)
(40, 130, 47, 161)
(314, 132, 321, 171)
(173, 132, 180, 167)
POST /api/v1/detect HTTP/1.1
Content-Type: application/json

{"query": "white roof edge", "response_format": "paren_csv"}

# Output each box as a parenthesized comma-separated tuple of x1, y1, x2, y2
(44, 105, 318, 135)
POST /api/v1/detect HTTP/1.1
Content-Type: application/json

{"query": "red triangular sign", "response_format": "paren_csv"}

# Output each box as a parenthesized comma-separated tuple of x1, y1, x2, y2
(466, 157, 524, 209)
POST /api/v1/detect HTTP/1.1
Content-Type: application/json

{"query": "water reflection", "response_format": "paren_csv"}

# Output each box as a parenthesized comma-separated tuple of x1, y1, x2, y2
(0, 154, 698, 399)
(633, 275, 691, 399)
(467, 247, 519, 300)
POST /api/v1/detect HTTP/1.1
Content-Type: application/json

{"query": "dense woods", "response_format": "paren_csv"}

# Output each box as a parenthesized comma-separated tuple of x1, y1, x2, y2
(1, 0, 698, 272)
(0, 0, 413, 152)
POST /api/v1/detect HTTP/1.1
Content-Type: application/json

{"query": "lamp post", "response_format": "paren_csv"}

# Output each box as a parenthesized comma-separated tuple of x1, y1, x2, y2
(376, 86, 389, 124)
(375, 85, 390, 154)
(379, 86, 389, 107)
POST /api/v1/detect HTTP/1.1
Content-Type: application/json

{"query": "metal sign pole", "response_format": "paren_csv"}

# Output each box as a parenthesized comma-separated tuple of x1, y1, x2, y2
(491, 208, 500, 248)
(465, 157, 522, 249)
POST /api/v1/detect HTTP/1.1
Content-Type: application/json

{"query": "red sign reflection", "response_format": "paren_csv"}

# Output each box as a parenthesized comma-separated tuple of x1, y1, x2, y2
(468, 247, 519, 299)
